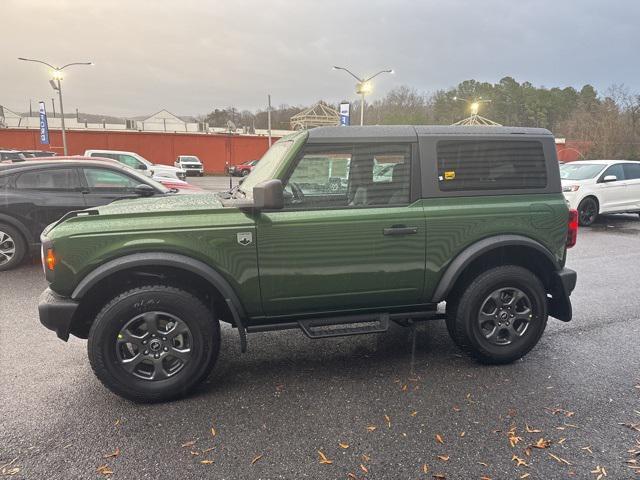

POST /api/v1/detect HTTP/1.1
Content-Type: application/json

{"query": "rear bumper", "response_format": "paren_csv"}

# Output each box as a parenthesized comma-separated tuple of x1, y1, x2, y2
(38, 288, 79, 341)
(548, 268, 577, 322)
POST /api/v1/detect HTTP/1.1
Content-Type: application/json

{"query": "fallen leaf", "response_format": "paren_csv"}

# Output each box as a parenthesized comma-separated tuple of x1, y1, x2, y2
(590, 465, 607, 479)
(200, 459, 214, 465)
(181, 440, 197, 448)
(361, 454, 370, 462)
(211, 427, 216, 437)
(520, 474, 530, 479)
(477, 462, 488, 467)
(411, 411, 418, 417)
(347, 474, 357, 479)
(548, 453, 571, 465)
(402, 384, 408, 392)
(367, 425, 377, 432)
(581, 446, 593, 454)
(422, 463, 429, 473)
(360, 464, 368, 473)
(202, 447, 215, 454)
(251, 454, 263, 465)
(318, 450, 333, 465)
(96, 464, 114, 475)
(531, 438, 551, 449)
(452, 405, 461, 412)
(435, 434, 444, 444)
(557, 438, 567, 445)
(512, 455, 529, 467)
(460, 431, 465, 437)
(114, 419, 120, 427)
(480, 476, 492, 480)
(103, 448, 120, 459)
(437, 455, 449, 462)
(339, 442, 349, 449)
(384, 414, 391, 428)
(432, 474, 446, 479)
(190, 451, 199, 456)
(525, 424, 541, 433)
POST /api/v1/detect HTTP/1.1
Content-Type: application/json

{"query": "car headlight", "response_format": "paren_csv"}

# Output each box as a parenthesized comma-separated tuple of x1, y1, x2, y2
(562, 185, 580, 193)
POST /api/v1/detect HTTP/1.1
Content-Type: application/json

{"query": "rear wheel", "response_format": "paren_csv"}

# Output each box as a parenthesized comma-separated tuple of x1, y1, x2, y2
(88, 285, 220, 402)
(578, 197, 598, 226)
(241, 169, 249, 177)
(0, 223, 26, 271)
(446, 265, 548, 364)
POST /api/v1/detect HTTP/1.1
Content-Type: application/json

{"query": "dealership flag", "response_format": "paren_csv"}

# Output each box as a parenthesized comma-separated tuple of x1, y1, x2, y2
(39, 101, 50, 145)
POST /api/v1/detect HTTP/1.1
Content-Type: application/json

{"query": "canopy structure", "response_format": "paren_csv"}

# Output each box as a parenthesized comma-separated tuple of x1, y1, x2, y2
(452, 114, 502, 126)
(290, 102, 340, 130)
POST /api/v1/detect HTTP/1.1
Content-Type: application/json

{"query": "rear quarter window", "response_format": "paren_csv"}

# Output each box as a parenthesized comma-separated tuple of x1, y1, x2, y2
(437, 140, 547, 191)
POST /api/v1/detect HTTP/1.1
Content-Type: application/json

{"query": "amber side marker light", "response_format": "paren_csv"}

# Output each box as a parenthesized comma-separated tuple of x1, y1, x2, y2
(46, 248, 57, 270)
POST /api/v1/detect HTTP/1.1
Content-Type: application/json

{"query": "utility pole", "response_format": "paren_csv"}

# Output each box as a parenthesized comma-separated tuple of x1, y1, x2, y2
(18, 57, 93, 156)
(267, 94, 272, 147)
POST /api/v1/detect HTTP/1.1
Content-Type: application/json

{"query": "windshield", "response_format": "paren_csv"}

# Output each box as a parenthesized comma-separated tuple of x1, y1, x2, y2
(181, 156, 200, 163)
(560, 163, 605, 180)
(237, 140, 295, 197)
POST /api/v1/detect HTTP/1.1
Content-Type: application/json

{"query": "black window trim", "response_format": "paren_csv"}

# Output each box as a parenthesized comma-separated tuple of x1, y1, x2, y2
(597, 163, 626, 183)
(418, 135, 561, 198)
(275, 141, 419, 212)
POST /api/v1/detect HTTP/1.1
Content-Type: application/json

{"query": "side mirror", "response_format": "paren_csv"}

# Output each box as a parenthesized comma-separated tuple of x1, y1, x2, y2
(253, 179, 284, 210)
(603, 175, 617, 183)
(136, 163, 147, 170)
(134, 184, 156, 197)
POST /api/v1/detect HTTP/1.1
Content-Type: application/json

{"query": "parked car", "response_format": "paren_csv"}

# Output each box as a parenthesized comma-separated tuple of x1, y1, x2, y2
(38, 125, 577, 403)
(0, 158, 174, 271)
(20, 150, 57, 158)
(560, 160, 640, 225)
(0, 150, 27, 162)
(229, 159, 258, 176)
(174, 155, 204, 176)
(153, 176, 205, 193)
(84, 149, 186, 181)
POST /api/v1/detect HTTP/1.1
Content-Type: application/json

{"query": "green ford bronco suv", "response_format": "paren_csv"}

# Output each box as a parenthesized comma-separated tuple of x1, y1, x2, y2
(38, 125, 578, 402)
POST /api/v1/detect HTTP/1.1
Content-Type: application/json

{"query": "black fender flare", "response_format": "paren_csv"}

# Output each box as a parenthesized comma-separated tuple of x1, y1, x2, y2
(430, 234, 561, 303)
(0, 213, 34, 247)
(71, 252, 248, 351)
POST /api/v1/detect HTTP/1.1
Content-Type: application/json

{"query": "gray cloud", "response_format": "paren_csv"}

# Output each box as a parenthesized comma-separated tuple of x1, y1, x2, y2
(3, 0, 639, 117)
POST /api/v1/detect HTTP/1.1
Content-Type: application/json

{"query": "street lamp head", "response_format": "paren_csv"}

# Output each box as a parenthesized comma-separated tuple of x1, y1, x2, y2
(470, 102, 480, 115)
(356, 81, 373, 95)
(51, 70, 64, 80)
(389, 69, 395, 75)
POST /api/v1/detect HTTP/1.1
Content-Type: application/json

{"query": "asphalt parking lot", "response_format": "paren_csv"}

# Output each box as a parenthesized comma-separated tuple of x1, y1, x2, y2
(1, 179, 639, 479)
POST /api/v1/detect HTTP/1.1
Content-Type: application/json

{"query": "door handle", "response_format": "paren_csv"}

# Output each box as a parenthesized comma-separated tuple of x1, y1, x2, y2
(383, 225, 418, 236)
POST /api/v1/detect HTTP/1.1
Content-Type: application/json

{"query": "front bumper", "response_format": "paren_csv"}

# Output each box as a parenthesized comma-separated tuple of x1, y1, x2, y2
(38, 288, 79, 341)
(548, 268, 577, 322)
(562, 192, 580, 210)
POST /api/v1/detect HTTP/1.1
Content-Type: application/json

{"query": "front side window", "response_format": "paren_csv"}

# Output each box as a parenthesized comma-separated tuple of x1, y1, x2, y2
(437, 140, 547, 191)
(118, 154, 144, 170)
(600, 164, 625, 182)
(83, 168, 141, 191)
(15, 168, 79, 190)
(283, 143, 412, 209)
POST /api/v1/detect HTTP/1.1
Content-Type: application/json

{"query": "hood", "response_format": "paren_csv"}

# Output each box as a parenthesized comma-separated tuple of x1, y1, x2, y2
(154, 164, 183, 172)
(94, 192, 224, 216)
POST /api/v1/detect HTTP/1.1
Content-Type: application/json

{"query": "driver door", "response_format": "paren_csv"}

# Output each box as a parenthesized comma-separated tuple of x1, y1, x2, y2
(255, 142, 426, 317)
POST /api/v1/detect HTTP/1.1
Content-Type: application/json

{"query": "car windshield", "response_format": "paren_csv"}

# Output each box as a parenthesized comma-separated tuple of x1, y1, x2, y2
(236, 140, 295, 198)
(560, 163, 605, 180)
(181, 156, 200, 163)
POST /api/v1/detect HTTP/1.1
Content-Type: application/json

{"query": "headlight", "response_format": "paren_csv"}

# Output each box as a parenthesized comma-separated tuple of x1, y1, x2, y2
(562, 185, 580, 193)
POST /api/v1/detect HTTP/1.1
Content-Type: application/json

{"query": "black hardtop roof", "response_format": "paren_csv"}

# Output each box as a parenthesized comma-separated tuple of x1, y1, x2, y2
(0, 158, 128, 175)
(306, 125, 553, 143)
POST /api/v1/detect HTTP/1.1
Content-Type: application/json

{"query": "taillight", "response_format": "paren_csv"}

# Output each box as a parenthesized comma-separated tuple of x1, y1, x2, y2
(45, 248, 57, 270)
(567, 209, 578, 248)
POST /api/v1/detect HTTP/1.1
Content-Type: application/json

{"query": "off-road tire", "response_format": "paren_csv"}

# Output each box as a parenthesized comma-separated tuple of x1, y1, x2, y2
(0, 223, 26, 271)
(88, 285, 220, 403)
(446, 265, 548, 364)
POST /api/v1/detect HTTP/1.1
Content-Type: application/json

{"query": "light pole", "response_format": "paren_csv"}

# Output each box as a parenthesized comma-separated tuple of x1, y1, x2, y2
(333, 66, 393, 126)
(452, 96, 490, 115)
(18, 57, 93, 155)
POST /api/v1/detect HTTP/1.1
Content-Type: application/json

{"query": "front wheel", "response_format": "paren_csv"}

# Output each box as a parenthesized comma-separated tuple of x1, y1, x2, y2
(446, 265, 548, 364)
(241, 169, 249, 177)
(578, 197, 598, 226)
(0, 223, 26, 271)
(88, 285, 220, 402)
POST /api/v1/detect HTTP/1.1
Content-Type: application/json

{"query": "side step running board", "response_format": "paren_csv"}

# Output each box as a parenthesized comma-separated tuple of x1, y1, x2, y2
(298, 313, 389, 339)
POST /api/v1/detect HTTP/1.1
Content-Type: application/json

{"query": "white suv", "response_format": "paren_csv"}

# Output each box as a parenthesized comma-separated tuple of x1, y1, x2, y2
(84, 149, 186, 181)
(175, 155, 204, 176)
(560, 160, 640, 225)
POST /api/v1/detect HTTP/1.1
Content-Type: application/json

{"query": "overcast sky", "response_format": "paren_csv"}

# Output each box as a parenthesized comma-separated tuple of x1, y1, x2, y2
(3, 0, 639, 117)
